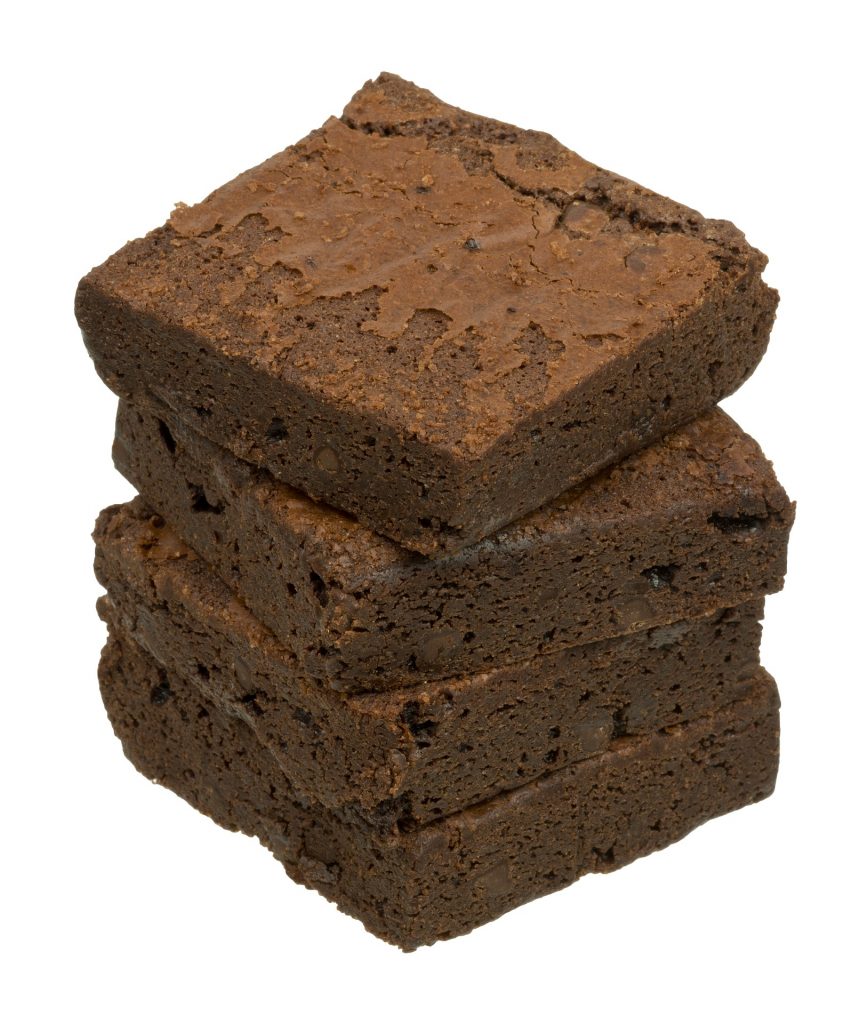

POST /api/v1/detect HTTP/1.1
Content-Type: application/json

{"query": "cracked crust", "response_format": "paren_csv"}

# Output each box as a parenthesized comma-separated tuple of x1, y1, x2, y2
(77, 73, 778, 554)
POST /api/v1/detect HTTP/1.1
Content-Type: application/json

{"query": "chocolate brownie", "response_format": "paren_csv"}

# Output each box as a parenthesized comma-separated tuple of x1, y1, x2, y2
(100, 631, 780, 949)
(113, 399, 793, 687)
(77, 72, 777, 555)
(94, 498, 766, 825)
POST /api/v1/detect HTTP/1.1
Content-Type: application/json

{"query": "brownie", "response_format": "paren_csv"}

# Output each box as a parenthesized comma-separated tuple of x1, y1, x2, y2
(100, 630, 780, 949)
(94, 497, 766, 825)
(113, 399, 793, 687)
(77, 72, 777, 555)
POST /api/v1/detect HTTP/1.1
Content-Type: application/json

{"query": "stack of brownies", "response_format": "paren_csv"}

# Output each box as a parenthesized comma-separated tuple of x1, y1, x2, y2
(76, 74, 794, 949)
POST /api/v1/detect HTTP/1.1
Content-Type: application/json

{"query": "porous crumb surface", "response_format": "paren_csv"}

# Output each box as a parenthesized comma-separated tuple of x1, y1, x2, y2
(112, 399, 793, 686)
(99, 631, 780, 950)
(77, 73, 778, 554)
(94, 495, 767, 825)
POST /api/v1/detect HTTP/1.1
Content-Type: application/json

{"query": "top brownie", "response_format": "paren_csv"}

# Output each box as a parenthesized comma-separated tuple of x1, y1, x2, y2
(76, 73, 777, 555)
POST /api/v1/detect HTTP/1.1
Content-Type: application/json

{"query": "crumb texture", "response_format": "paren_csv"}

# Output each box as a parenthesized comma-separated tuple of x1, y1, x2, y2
(112, 400, 793, 685)
(99, 631, 780, 950)
(77, 73, 778, 554)
(94, 491, 768, 824)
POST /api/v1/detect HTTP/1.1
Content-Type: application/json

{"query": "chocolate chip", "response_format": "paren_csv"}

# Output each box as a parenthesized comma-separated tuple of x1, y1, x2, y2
(642, 564, 677, 590)
(293, 708, 320, 735)
(239, 692, 264, 717)
(708, 512, 765, 533)
(315, 445, 340, 473)
(611, 705, 629, 739)
(188, 483, 224, 515)
(150, 678, 173, 705)
(266, 417, 288, 441)
(464, 237, 481, 251)
(419, 630, 458, 665)
(157, 419, 176, 454)
(308, 571, 329, 607)
(400, 701, 438, 740)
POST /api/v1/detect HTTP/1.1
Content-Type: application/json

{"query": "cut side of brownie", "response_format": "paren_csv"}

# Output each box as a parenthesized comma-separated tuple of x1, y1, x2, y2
(95, 497, 767, 826)
(77, 72, 777, 555)
(100, 630, 780, 950)
(112, 399, 793, 687)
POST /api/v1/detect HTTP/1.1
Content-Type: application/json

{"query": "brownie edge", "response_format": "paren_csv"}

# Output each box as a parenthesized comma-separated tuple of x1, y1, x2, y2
(100, 631, 781, 949)
(77, 72, 777, 555)
(111, 399, 793, 687)
(94, 488, 768, 825)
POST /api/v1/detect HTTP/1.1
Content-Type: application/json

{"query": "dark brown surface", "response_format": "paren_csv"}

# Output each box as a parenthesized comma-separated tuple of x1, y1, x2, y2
(94, 498, 766, 825)
(77, 73, 777, 555)
(100, 630, 780, 950)
(113, 398, 793, 687)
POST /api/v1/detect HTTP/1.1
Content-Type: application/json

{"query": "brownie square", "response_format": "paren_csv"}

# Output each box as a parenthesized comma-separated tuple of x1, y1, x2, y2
(77, 73, 777, 554)
(112, 399, 793, 688)
(100, 630, 780, 949)
(95, 498, 766, 826)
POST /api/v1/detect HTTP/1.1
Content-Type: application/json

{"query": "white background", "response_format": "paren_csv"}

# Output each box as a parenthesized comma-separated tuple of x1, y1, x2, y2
(2, 2, 856, 1020)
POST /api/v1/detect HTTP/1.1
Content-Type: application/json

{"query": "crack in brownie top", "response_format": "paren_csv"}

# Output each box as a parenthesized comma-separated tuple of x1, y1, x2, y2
(87, 73, 764, 456)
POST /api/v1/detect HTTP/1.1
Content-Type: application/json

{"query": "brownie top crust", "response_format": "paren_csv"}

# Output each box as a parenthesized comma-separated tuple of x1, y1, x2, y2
(78, 72, 770, 460)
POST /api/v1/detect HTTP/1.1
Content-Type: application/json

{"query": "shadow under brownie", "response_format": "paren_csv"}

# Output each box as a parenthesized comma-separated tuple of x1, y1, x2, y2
(113, 398, 793, 688)
(77, 72, 777, 555)
(96, 498, 766, 828)
(99, 630, 780, 950)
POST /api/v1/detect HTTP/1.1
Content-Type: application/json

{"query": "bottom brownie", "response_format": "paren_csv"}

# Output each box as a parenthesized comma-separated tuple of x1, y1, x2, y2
(94, 496, 768, 828)
(99, 629, 780, 950)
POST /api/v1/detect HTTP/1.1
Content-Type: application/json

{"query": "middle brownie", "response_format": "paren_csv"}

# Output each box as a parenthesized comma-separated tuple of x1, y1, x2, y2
(113, 397, 793, 690)
(95, 501, 765, 828)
